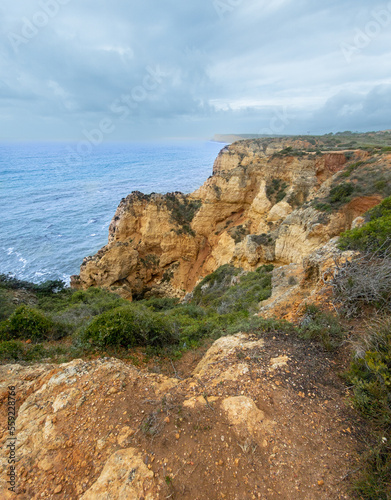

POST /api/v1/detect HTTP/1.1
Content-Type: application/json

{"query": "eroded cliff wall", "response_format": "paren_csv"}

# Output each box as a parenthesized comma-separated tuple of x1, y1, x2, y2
(71, 139, 385, 299)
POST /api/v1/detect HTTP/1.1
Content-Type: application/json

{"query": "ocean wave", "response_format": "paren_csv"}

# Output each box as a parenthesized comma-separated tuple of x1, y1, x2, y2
(18, 257, 27, 267)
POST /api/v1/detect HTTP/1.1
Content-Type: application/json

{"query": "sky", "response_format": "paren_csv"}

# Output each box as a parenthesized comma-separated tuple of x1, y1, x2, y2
(1, 0, 391, 141)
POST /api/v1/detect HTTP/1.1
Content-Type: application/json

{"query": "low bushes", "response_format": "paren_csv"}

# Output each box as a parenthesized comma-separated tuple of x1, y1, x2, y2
(331, 197, 391, 316)
(330, 250, 391, 317)
(0, 305, 61, 343)
(192, 264, 273, 313)
(345, 318, 391, 498)
(298, 304, 344, 350)
(0, 341, 27, 361)
(78, 305, 178, 349)
(0, 289, 16, 322)
(339, 196, 391, 253)
(0, 275, 65, 295)
(40, 287, 125, 315)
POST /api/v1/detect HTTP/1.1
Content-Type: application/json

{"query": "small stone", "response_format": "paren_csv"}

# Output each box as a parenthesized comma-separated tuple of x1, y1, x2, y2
(54, 485, 62, 494)
(318, 480, 324, 486)
(175, 433, 180, 440)
(164, 417, 170, 424)
(38, 458, 53, 472)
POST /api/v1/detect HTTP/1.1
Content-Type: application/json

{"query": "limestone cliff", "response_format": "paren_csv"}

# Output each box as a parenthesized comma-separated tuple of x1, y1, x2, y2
(71, 139, 389, 299)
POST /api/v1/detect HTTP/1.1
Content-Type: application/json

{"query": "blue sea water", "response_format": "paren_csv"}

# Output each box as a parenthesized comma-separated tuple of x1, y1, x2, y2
(0, 141, 224, 283)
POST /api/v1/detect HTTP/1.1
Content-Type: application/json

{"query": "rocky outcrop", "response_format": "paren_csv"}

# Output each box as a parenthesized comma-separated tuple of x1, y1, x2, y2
(0, 333, 362, 499)
(71, 139, 384, 299)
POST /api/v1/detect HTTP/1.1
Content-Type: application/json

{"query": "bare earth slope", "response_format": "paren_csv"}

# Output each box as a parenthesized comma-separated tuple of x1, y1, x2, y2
(0, 331, 363, 500)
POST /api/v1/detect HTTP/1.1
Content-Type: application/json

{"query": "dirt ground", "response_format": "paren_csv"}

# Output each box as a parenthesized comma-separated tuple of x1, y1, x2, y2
(0, 327, 369, 500)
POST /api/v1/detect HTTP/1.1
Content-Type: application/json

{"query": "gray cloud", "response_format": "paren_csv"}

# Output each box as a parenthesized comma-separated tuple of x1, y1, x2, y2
(0, 0, 390, 140)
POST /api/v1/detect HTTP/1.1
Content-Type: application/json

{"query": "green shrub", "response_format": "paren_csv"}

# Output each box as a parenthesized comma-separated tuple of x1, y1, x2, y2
(345, 319, 391, 498)
(192, 264, 240, 306)
(79, 305, 177, 349)
(340, 161, 364, 178)
(339, 197, 391, 253)
(352, 440, 391, 499)
(266, 178, 289, 204)
(2, 305, 54, 342)
(0, 340, 73, 363)
(192, 264, 273, 313)
(347, 320, 391, 425)
(215, 266, 273, 313)
(314, 202, 332, 212)
(224, 315, 295, 337)
(0, 289, 16, 321)
(69, 288, 125, 310)
(329, 183, 354, 204)
(0, 341, 26, 361)
(165, 195, 201, 235)
(0, 275, 66, 296)
(339, 218, 391, 253)
(141, 297, 180, 311)
(298, 304, 344, 350)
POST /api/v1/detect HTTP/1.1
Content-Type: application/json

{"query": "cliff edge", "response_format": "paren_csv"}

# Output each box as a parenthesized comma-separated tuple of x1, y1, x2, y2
(71, 137, 390, 300)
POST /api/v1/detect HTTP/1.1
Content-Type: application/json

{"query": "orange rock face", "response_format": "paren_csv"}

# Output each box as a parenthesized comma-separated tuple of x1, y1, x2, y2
(71, 139, 388, 299)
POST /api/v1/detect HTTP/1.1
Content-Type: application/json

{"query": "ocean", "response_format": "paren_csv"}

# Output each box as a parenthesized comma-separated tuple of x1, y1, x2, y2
(0, 141, 224, 284)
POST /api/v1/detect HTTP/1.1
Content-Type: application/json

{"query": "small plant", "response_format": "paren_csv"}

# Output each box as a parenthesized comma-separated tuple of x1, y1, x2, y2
(341, 161, 364, 178)
(228, 225, 249, 244)
(141, 411, 161, 436)
(165, 194, 201, 235)
(266, 178, 289, 204)
(141, 254, 160, 269)
(329, 183, 354, 204)
(298, 304, 344, 350)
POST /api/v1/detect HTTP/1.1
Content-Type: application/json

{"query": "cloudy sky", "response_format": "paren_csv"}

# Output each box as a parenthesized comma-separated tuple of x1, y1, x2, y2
(1, 0, 391, 141)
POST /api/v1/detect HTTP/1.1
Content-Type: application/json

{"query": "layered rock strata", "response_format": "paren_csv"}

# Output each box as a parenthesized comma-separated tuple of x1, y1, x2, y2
(71, 139, 380, 299)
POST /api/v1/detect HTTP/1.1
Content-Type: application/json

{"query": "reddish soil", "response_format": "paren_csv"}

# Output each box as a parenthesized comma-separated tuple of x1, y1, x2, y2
(3, 329, 368, 500)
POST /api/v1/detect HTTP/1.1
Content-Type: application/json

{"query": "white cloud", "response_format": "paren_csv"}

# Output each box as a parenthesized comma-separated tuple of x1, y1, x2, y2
(0, 0, 389, 140)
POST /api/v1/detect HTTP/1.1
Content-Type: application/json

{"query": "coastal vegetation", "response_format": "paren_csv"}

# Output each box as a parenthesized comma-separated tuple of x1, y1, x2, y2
(2, 135, 391, 496)
(0, 264, 276, 362)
